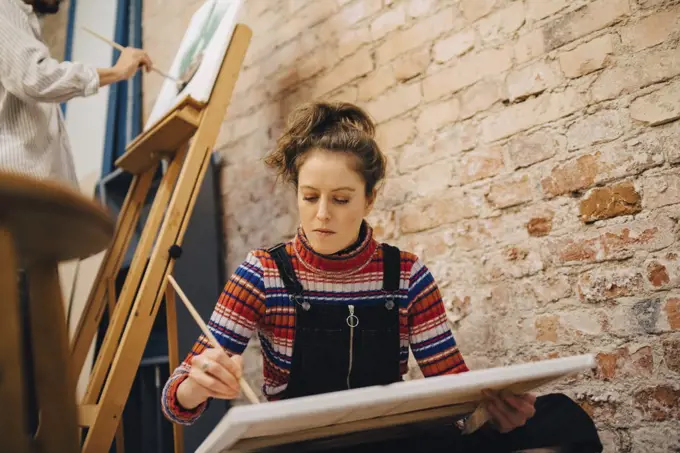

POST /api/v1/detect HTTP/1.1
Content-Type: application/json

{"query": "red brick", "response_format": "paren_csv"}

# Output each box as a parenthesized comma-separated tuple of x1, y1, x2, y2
(645, 255, 680, 290)
(508, 129, 564, 169)
(433, 29, 476, 63)
(398, 191, 478, 233)
(487, 175, 535, 208)
(482, 88, 585, 142)
(553, 234, 604, 264)
(313, 48, 373, 97)
(648, 261, 671, 288)
(578, 267, 645, 303)
(460, 0, 497, 22)
(460, 79, 502, 119)
(505, 61, 561, 102)
(567, 109, 623, 150)
(602, 217, 675, 259)
(634, 386, 680, 421)
(370, 6, 406, 40)
(553, 217, 674, 266)
(392, 47, 430, 82)
(596, 346, 654, 380)
(541, 154, 599, 197)
(666, 298, 680, 330)
(630, 80, 680, 126)
(621, 7, 679, 52)
(357, 65, 396, 101)
(514, 29, 546, 64)
(416, 99, 460, 134)
(338, 0, 382, 27)
(663, 338, 680, 373)
(477, 2, 526, 43)
(643, 173, 680, 209)
(558, 34, 614, 79)
(543, 0, 630, 50)
(376, 117, 416, 150)
(424, 46, 513, 101)
(364, 82, 422, 123)
(460, 146, 505, 184)
(535, 315, 559, 342)
(579, 182, 642, 223)
(526, 0, 569, 21)
(591, 47, 680, 102)
(527, 216, 553, 237)
(335, 27, 370, 59)
(376, 8, 454, 64)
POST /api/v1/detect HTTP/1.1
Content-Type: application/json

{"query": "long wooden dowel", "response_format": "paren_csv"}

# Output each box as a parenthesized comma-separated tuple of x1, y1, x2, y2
(166, 275, 260, 405)
(81, 26, 178, 82)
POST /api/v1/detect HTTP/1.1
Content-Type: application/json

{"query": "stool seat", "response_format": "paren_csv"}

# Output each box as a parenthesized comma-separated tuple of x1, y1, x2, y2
(0, 171, 114, 453)
(0, 171, 114, 266)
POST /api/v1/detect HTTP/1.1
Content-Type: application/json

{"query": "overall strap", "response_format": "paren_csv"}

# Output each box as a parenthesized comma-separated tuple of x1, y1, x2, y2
(382, 244, 401, 293)
(267, 243, 307, 309)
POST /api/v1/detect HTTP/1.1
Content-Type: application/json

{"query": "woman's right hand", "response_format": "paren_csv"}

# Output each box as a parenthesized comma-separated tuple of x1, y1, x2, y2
(176, 348, 243, 409)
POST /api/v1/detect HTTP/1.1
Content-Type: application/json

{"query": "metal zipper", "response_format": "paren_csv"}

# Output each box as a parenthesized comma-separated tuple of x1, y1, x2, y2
(346, 304, 359, 389)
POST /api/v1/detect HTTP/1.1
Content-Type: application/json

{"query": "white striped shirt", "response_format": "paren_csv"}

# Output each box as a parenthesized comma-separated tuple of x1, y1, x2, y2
(0, 0, 100, 187)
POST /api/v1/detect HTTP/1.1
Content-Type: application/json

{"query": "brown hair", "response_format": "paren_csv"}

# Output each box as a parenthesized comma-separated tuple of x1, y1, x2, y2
(264, 101, 386, 197)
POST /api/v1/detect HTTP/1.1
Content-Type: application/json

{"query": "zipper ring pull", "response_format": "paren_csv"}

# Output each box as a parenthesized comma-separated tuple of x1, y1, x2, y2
(291, 294, 311, 311)
(347, 305, 359, 328)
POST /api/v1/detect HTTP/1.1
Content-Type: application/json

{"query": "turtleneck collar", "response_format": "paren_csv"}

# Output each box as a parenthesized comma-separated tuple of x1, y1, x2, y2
(293, 221, 378, 277)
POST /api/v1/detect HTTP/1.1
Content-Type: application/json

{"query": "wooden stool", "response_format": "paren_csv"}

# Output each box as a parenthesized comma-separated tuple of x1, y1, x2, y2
(0, 171, 114, 453)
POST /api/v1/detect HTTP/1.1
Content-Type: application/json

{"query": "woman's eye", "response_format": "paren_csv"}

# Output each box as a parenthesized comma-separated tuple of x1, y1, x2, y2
(303, 196, 318, 202)
(334, 199, 349, 204)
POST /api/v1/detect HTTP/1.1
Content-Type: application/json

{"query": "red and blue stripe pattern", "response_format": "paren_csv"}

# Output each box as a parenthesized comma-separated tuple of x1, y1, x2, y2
(162, 225, 469, 425)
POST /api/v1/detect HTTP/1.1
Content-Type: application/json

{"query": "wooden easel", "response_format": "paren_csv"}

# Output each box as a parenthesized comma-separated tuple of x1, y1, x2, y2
(69, 24, 252, 453)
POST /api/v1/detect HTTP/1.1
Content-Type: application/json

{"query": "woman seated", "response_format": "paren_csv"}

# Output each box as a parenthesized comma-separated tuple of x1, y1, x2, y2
(161, 101, 602, 452)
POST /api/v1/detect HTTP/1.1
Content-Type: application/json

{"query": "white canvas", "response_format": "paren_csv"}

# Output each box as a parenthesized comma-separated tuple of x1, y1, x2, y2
(144, 0, 243, 129)
(195, 354, 596, 453)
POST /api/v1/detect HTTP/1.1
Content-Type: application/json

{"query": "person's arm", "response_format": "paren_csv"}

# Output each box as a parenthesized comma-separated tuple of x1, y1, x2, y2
(0, 9, 150, 103)
(407, 257, 470, 377)
(161, 252, 266, 425)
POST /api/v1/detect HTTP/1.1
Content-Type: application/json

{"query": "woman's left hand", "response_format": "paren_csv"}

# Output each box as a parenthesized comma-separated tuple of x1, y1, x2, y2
(482, 390, 536, 433)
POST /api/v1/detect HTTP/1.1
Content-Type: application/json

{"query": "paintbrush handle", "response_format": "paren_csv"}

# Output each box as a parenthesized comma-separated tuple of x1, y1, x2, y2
(81, 26, 178, 82)
(167, 275, 260, 405)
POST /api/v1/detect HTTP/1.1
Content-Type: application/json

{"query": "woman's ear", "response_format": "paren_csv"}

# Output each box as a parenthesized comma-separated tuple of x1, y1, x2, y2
(364, 189, 377, 216)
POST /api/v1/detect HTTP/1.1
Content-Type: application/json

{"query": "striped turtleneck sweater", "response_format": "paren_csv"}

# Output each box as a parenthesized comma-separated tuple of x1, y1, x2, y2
(162, 223, 469, 425)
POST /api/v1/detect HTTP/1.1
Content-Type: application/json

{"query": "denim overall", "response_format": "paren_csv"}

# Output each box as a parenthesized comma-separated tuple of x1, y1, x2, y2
(265, 244, 603, 453)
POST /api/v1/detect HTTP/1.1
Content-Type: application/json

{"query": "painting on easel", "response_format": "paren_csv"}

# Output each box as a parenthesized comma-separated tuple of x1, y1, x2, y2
(145, 0, 244, 129)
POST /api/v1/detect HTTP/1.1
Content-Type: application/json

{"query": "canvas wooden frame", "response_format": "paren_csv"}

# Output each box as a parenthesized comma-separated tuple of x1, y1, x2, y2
(196, 355, 596, 453)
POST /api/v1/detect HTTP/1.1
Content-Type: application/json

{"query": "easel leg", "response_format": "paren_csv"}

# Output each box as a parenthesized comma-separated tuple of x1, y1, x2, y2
(28, 262, 80, 453)
(165, 285, 184, 453)
(0, 226, 29, 452)
(71, 169, 156, 378)
(82, 157, 178, 406)
(107, 279, 126, 453)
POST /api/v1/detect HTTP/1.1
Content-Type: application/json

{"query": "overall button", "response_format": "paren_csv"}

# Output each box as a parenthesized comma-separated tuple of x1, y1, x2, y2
(385, 299, 395, 310)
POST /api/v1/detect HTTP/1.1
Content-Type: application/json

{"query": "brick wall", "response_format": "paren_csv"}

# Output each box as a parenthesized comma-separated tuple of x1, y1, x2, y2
(143, 0, 679, 450)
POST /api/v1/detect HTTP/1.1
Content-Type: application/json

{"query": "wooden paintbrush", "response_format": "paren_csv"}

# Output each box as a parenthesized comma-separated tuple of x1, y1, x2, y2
(81, 26, 179, 83)
(167, 275, 260, 405)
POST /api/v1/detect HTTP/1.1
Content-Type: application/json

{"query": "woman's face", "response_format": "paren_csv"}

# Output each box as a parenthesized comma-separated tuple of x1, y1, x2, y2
(297, 149, 374, 255)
